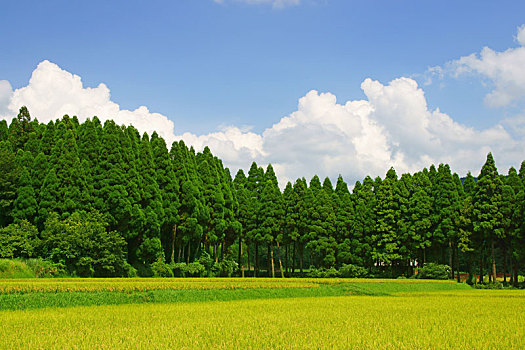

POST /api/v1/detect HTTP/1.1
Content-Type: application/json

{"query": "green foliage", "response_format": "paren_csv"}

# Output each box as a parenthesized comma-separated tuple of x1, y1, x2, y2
(0, 109, 523, 282)
(24, 258, 63, 278)
(339, 264, 368, 278)
(416, 263, 451, 280)
(306, 266, 341, 278)
(0, 259, 35, 278)
(186, 262, 206, 277)
(170, 262, 206, 277)
(41, 211, 128, 277)
(150, 261, 174, 278)
(211, 259, 238, 277)
(0, 220, 40, 258)
(137, 237, 163, 265)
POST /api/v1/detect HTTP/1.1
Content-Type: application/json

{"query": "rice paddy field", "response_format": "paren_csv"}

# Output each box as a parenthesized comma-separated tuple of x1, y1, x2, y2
(0, 278, 524, 349)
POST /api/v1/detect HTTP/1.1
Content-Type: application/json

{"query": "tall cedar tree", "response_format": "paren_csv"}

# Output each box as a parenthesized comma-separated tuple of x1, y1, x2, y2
(473, 153, 503, 282)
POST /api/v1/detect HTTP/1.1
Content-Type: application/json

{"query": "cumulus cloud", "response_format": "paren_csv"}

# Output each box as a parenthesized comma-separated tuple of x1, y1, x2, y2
(434, 25, 525, 107)
(0, 80, 13, 118)
(213, 0, 301, 9)
(2, 60, 176, 144)
(179, 78, 524, 185)
(1, 60, 524, 187)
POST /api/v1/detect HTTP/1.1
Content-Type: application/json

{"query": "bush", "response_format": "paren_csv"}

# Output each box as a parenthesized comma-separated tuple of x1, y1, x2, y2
(0, 221, 40, 259)
(0, 259, 35, 278)
(339, 264, 368, 278)
(41, 211, 128, 277)
(186, 262, 206, 277)
(171, 263, 187, 277)
(197, 252, 214, 276)
(416, 263, 450, 280)
(25, 258, 62, 277)
(306, 266, 341, 278)
(211, 259, 238, 277)
(150, 261, 174, 277)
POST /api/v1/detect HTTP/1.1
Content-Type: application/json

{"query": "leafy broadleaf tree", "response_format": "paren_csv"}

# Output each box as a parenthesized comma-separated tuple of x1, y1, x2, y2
(41, 211, 129, 277)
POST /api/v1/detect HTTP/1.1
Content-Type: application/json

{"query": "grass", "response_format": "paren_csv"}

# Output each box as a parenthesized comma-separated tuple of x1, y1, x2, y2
(1, 289, 523, 349)
(0, 278, 469, 311)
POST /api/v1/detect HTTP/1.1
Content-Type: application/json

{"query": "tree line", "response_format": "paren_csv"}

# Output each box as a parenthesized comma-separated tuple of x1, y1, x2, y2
(0, 107, 524, 283)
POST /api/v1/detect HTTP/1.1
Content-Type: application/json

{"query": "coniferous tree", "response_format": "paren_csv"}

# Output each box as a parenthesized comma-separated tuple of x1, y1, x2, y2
(12, 168, 38, 224)
(8, 106, 33, 150)
(0, 141, 19, 227)
(409, 171, 433, 266)
(258, 164, 284, 277)
(353, 176, 376, 270)
(246, 162, 264, 276)
(0, 120, 8, 141)
(151, 133, 180, 263)
(473, 153, 503, 282)
(458, 172, 476, 283)
(373, 168, 401, 273)
(135, 133, 164, 265)
(334, 175, 358, 266)
(233, 169, 250, 276)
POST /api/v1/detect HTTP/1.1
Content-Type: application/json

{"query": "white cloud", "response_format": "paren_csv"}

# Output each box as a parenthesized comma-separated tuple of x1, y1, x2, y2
(180, 78, 524, 185)
(436, 25, 525, 107)
(214, 0, 301, 9)
(3, 60, 176, 144)
(516, 25, 525, 46)
(0, 80, 13, 118)
(1, 60, 523, 187)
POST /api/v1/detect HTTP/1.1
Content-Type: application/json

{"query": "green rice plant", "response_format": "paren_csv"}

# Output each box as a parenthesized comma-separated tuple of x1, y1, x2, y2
(0, 290, 523, 349)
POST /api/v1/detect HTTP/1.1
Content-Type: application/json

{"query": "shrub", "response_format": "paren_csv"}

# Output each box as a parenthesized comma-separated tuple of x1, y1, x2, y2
(25, 258, 62, 277)
(171, 263, 187, 277)
(186, 262, 206, 277)
(0, 221, 40, 259)
(41, 211, 128, 277)
(0, 259, 35, 278)
(150, 261, 174, 277)
(339, 264, 368, 278)
(306, 267, 341, 278)
(197, 252, 214, 276)
(416, 263, 450, 280)
(211, 259, 238, 277)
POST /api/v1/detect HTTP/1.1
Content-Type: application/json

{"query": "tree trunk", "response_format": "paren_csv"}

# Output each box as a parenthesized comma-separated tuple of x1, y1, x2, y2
(292, 241, 297, 273)
(479, 245, 484, 284)
(449, 240, 453, 279)
(467, 255, 473, 284)
(285, 243, 289, 275)
(247, 242, 251, 276)
(491, 238, 497, 283)
(170, 225, 177, 264)
(502, 242, 507, 283)
(513, 259, 518, 288)
(267, 245, 272, 277)
(277, 241, 284, 278)
(177, 242, 182, 263)
(187, 242, 191, 264)
(255, 242, 259, 277)
(238, 235, 244, 278)
(299, 245, 304, 273)
(270, 243, 275, 278)
(456, 246, 460, 283)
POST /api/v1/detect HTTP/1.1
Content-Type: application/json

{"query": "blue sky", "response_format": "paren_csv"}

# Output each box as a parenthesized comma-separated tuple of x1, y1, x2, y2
(1, 0, 525, 184)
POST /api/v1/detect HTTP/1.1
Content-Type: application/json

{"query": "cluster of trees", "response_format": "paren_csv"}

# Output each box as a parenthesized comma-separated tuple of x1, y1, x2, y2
(1, 107, 524, 283)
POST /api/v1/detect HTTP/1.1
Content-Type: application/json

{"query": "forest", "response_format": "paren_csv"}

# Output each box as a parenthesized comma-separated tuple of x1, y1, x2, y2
(1, 107, 524, 284)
